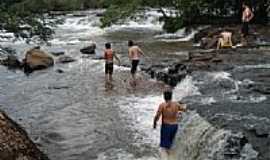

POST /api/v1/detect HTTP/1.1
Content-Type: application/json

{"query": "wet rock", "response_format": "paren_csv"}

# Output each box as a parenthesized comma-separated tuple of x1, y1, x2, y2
(248, 126, 269, 138)
(224, 132, 248, 158)
(0, 46, 16, 55)
(58, 56, 76, 63)
(48, 85, 70, 90)
(56, 69, 64, 73)
(173, 111, 257, 160)
(23, 48, 54, 73)
(80, 43, 96, 54)
(146, 63, 187, 87)
(252, 84, 270, 94)
(0, 55, 22, 69)
(50, 51, 65, 56)
(0, 110, 49, 160)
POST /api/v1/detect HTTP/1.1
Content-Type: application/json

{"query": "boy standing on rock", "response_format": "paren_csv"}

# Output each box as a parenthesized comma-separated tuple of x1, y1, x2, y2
(153, 91, 187, 159)
(241, 2, 254, 45)
(128, 40, 145, 85)
(104, 42, 120, 84)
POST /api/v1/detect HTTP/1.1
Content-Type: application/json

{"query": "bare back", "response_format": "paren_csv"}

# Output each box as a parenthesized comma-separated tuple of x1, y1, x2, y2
(221, 32, 232, 46)
(128, 46, 143, 60)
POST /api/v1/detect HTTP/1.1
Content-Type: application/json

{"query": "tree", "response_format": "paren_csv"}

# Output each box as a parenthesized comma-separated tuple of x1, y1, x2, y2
(101, 0, 269, 32)
(0, 0, 56, 42)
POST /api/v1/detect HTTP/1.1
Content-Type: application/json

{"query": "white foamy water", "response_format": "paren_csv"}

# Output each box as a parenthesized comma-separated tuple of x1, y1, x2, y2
(237, 64, 270, 69)
(173, 111, 258, 160)
(106, 10, 164, 32)
(155, 26, 209, 42)
(110, 76, 200, 159)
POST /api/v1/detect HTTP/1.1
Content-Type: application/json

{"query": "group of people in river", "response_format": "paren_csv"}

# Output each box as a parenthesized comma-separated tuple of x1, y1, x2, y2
(103, 40, 144, 86)
(103, 40, 187, 159)
(216, 2, 254, 49)
(101, 2, 254, 159)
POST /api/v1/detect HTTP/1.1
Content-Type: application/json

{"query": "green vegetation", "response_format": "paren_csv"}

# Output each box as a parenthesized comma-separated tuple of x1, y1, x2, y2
(0, 0, 269, 41)
(101, 0, 269, 32)
(0, 0, 104, 41)
(0, 0, 54, 42)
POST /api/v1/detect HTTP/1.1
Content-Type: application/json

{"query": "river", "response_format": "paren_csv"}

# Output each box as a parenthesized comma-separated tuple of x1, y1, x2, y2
(1, 9, 269, 160)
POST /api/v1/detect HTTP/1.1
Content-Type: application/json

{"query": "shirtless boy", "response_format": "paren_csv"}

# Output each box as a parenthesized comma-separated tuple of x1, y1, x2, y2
(241, 3, 254, 42)
(104, 43, 120, 84)
(128, 40, 144, 83)
(153, 91, 187, 158)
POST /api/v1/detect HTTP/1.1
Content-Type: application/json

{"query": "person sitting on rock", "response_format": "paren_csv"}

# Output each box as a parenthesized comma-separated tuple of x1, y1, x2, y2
(217, 30, 233, 50)
(153, 90, 187, 159)
(104, 42, 120, 84)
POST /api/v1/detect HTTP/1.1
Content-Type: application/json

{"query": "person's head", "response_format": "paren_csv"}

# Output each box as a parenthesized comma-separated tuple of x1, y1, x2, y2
(128, 40, 134, 47)
(105, 42, 111, 49)
(242, 2, 249, 9)
(163, 91, 172, 102)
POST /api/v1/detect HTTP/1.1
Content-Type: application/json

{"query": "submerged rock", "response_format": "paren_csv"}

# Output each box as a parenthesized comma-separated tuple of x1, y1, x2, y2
(171, 111, 258, 160)
(57, 56, 76, 63)
(80, 43, 96, 54)
(0, 55, 22, 69)
(23, 48, 54, 73)
(0, 110, 49, 160)
(50, 51, 65, 57)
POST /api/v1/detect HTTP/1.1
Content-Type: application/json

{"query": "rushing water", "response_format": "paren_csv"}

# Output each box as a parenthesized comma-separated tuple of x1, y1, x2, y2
(0, 9, 266, 160)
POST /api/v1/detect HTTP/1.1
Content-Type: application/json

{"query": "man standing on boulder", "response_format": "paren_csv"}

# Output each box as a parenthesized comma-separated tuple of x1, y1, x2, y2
(153, 91, 187, 159)
(241, 2, 254, 44)
(128, 40, 145, 85)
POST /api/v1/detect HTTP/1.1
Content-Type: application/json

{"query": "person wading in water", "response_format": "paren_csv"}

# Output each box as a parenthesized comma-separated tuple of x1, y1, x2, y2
(153, 91, 187, 159)
(104, 42, 120, 85)
(241, 2, 254, 45)
(128, 40, 145, 86)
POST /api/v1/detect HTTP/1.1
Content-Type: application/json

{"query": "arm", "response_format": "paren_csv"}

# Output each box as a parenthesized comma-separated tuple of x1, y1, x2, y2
(138, 47, 145, 57)
(113, 52, 121, 65)
(177, 102, 187, 112)
(103, 51, 106, 59)
(153, 104, 163, 129)
(128, 48, 132, 60)
(248, 9, 254, 22)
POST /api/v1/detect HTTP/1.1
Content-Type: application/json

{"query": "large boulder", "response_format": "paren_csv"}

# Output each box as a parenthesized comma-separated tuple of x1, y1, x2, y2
(80, 43, 96, 54)
(0, 110, 49, 160)
(23, 48, 54, 73)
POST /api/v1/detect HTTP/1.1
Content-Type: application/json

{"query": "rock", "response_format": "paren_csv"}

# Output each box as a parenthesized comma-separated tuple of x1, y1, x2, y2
(58, 56, 76, 63)
(0, 110, 49, 160)
(23, 48, 54, 73)
(1, 55, 22, 69)
(252, 84, 270, 94)
(248, 126, 269, 138)
(48, 85, 69, 90)
(0, 46, 16, 55)
(80, 43, 96, 54)
(56, 69, 64, 73)
(50, 51, 65, 56)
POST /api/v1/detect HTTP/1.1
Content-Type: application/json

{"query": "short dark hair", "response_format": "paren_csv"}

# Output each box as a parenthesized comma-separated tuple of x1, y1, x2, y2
(128, 40, 134, 47)
(164, 91, 172, 101)
(105, 43, 111, 49)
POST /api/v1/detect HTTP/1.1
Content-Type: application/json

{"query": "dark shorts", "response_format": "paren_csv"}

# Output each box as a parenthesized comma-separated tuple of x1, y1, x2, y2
(105, 62, 113, 74)
(241, 22, 249, 37)
(160, 123, 178, 149)
(131, 60, 139, 74)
